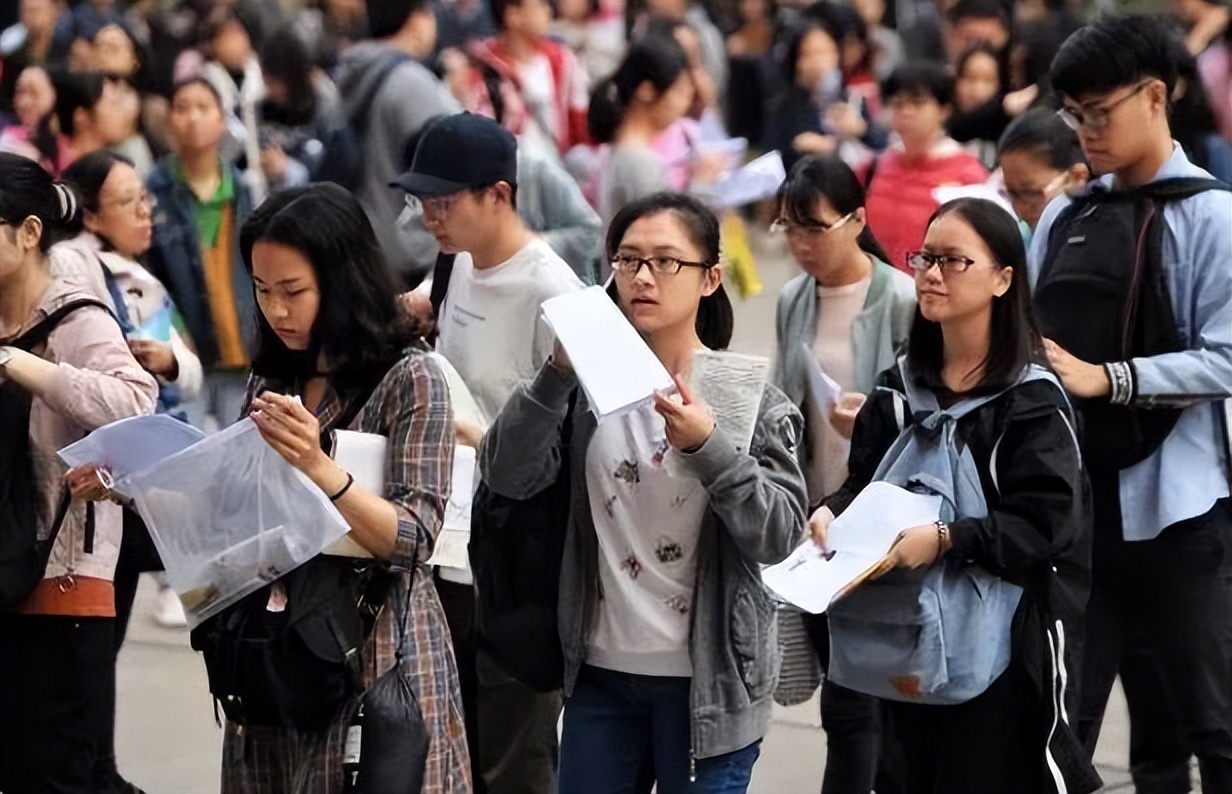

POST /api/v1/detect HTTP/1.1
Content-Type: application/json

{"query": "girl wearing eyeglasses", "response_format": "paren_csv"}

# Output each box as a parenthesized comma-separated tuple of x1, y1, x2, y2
(481, 192, 808, 794)
(770, 155, 915, 794)
(996, 108, 1088, 233)
(814, 198, 1096, 793)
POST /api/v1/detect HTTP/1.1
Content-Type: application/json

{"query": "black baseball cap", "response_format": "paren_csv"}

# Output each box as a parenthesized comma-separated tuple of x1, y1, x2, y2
(390, 112, 518, 199)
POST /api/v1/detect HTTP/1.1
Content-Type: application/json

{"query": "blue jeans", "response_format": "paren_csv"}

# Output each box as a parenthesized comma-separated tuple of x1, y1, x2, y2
(559, 665, 761, 794)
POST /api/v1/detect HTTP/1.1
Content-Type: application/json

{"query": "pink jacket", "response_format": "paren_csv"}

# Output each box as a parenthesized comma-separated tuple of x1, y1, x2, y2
(19, 275, 158, 590)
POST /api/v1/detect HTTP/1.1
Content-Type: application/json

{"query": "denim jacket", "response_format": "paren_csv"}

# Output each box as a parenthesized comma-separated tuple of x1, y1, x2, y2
(479, 362, 808, 760)
(145, 158, 255, 370)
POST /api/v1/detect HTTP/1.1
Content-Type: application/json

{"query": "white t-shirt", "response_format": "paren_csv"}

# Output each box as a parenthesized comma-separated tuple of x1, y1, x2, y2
(806, 276, 871, 502)
(436, 237, 584, 422)
(518, 53, 559, 158)
(585, 404, 709, 678)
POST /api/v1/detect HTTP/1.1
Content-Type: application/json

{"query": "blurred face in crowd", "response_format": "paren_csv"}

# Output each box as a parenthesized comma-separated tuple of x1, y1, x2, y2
(955, 51, 1001, 113)
(210, 19, 253, 71)
(739, 0, 768, 25)
(779, 197, 865, 282)
(913, 212, 1012, 327)
(251, 241, 322, 352)
(20, 0, 62, 41)
(92, 79, 140, 145)
(508, 0, 554, 40)
(889, 90, 950, 150)
(946, 16, 1010, 61)
(13, 67, 55, 129)
(557, 0, 592, 23)
(1059, 78, 1167, 177)
(851, 0, 886, 27)
(999, 149, 1085, 229)
(630, 71, 695, 132)
(169, 82, 227, 157)
(646, 0, 688, 22)
(795, 27, 841, 90)
(92, 24, 140, 78)
(84, 161, 154, 258)
(612, 210, 721, 339)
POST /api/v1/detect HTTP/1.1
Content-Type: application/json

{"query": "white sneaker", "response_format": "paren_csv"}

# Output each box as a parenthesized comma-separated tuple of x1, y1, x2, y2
(154, 587, 188, 628)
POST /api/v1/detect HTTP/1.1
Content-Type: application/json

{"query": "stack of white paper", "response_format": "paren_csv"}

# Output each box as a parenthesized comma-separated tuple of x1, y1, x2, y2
(426, 444, 478, 573)
(802, 343, 843, 414)
(321, 430, 388, 558)
(710, 151, 787, 210)
(690, 350, 769, 454)
(762, 482, 942, 613)
(540, 286, 674, 418)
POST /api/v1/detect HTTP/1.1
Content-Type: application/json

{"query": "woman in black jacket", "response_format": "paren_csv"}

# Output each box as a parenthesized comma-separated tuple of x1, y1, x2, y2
(814, 198, 1099, 793)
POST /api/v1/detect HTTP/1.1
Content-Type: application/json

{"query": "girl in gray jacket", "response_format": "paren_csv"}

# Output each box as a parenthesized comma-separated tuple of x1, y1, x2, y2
(480, 192, 808, 794)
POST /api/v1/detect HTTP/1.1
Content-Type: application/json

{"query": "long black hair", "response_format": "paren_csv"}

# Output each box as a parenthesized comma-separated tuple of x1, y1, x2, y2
(906, 198, 1043, 395)
(776, 155, 891, 263)
(587, 34, 689, 143)
(49, 70, 107, 139)
(259, 25, 318, 127)
(0, 152, 83, 252)
(997, 107, 1084, 171)
(604, 191, 734, 350)
(239, 183, 413, 394)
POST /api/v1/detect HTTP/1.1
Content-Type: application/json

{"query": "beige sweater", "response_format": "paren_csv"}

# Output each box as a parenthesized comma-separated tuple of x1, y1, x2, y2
(16, 273, 158, 590)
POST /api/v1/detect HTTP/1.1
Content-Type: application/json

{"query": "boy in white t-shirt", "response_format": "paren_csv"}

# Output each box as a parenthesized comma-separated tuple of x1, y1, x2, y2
(391, 111, 581, 794)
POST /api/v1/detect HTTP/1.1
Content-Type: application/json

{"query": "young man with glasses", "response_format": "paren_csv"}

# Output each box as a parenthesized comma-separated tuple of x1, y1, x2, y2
(1028, 15, 1232, 793)
(392, 111, 582, 794)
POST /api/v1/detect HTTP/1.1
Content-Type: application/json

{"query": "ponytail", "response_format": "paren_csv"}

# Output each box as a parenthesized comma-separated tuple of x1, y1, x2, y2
(0, 153, 84, 251)
(587, 35, 689, 144)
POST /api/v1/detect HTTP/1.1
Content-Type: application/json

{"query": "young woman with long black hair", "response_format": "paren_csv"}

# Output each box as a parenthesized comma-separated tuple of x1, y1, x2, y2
(815, 198, 1097, 793)
(481, 192, 808, 794)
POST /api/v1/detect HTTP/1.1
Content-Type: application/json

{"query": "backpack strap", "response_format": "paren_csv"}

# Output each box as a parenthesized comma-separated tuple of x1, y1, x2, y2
(350, 53, 413, 135)
(7, 298, 114, 351)
(1130, 176, 1232, 202)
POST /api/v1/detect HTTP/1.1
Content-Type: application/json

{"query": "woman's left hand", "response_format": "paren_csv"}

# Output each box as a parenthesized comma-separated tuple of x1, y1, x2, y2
(653, 373, 716, 452)
(872, 524, 943, 577)
(250, 392, 329, 475)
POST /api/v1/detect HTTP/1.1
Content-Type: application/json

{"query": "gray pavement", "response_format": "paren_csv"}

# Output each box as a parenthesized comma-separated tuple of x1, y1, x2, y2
(116, 234, 1141, 792)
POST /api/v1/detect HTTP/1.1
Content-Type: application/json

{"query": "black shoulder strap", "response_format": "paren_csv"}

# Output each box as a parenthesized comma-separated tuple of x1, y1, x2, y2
(8, 298, 113, 352)
(350, 53, 413, 133)
(429, 252, 456, 319)
(1132, 176, 1232, 202)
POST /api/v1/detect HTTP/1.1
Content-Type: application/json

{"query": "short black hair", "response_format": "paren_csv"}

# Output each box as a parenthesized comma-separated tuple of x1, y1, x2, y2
(366, 0, 433, 39)
(0, 153, 83, 252)
(242, 183, 416, 394)
(997, 107, 1084, 171)
(907, 198, 1043, 395)
(882, 61, 955, 106)
(50, 70, 107, 137)
(61, 150, 135, 215)
(604, 192, 734, 350)
(946, 0, 1011, 26)
(171, 76, 226, 111)
(1050, 14, 1181, 100)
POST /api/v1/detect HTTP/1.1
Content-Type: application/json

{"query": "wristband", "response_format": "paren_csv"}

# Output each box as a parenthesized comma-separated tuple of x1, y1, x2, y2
(328, 472, 355, 502)
(933, 520, 950, 562)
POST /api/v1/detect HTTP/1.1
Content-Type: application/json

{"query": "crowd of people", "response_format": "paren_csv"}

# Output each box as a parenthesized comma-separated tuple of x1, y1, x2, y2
(0, 0, 1230, 793)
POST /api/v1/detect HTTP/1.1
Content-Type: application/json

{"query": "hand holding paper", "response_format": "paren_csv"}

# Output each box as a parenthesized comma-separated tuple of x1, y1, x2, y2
(653, 373, 716, 451)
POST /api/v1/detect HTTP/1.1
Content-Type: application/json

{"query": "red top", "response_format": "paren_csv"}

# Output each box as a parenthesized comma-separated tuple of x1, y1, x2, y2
(860, 147, 989, 273)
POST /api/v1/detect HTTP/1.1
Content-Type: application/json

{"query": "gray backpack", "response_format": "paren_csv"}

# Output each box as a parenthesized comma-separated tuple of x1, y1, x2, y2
(827, 361, 1074, 705)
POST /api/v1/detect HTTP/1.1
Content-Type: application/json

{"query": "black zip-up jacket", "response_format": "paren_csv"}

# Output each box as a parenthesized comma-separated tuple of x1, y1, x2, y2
(826, 363, 1102, 794)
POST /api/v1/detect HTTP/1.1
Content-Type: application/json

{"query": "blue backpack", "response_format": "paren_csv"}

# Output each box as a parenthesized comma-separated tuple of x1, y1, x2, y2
(827, 361, 1076, 705)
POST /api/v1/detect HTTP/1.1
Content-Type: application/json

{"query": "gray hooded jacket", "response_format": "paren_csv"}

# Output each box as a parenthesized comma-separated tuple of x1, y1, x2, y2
(335, 42, 460, 287)
(479, 362, 808, 760)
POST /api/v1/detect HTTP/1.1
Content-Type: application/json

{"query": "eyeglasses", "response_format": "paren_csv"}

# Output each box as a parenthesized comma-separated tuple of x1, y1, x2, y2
(770, 212, 856, 238)
(611, 254, 712, 278)
(1057, 80, 1154, 132)
(103, 190, 155, 215)
(905, 250, 979, 275)
(404, 192, 462, 220)
(1002, 171, 1070, 205)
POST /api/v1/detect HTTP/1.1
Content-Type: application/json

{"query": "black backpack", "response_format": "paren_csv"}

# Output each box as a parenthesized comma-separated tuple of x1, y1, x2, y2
(468, 394, 576, 693)
(314, 53, 411, 190)
(1033, 177, 1232, 471)
(0, 299, 110, 608)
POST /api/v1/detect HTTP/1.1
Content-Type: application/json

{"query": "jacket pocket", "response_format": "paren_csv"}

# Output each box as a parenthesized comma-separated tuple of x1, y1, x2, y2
(730, 585, 776, 699)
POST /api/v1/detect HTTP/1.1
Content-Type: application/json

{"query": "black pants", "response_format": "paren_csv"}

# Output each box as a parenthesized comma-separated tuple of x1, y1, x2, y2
(1078, 482, 1232, 794)
(0, 614, 115, 794)
(435, 573, 486, 794)
(888, 665, 1044, 794)
(804, 613, 904, 794)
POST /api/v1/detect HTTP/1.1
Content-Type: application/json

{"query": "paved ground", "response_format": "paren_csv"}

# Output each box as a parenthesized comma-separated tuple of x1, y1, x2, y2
(116, 234, 1144, 792)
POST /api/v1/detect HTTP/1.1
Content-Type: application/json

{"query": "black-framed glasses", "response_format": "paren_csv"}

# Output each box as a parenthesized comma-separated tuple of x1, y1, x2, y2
(906, 250, 979, 275)
(770, 212, 855, 237)
(611, 254, 712, 278)
(1057, 79, 1154, 132)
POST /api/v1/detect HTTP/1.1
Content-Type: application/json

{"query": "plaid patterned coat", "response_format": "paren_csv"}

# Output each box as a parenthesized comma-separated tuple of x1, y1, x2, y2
(221, 350, 472, 794)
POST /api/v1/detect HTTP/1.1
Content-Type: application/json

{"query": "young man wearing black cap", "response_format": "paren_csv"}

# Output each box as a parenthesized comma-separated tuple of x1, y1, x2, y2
(393, 111, 582, 794)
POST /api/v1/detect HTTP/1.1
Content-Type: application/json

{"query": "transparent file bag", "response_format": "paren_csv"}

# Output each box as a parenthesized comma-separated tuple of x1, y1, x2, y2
(100, 417, 349, 628)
